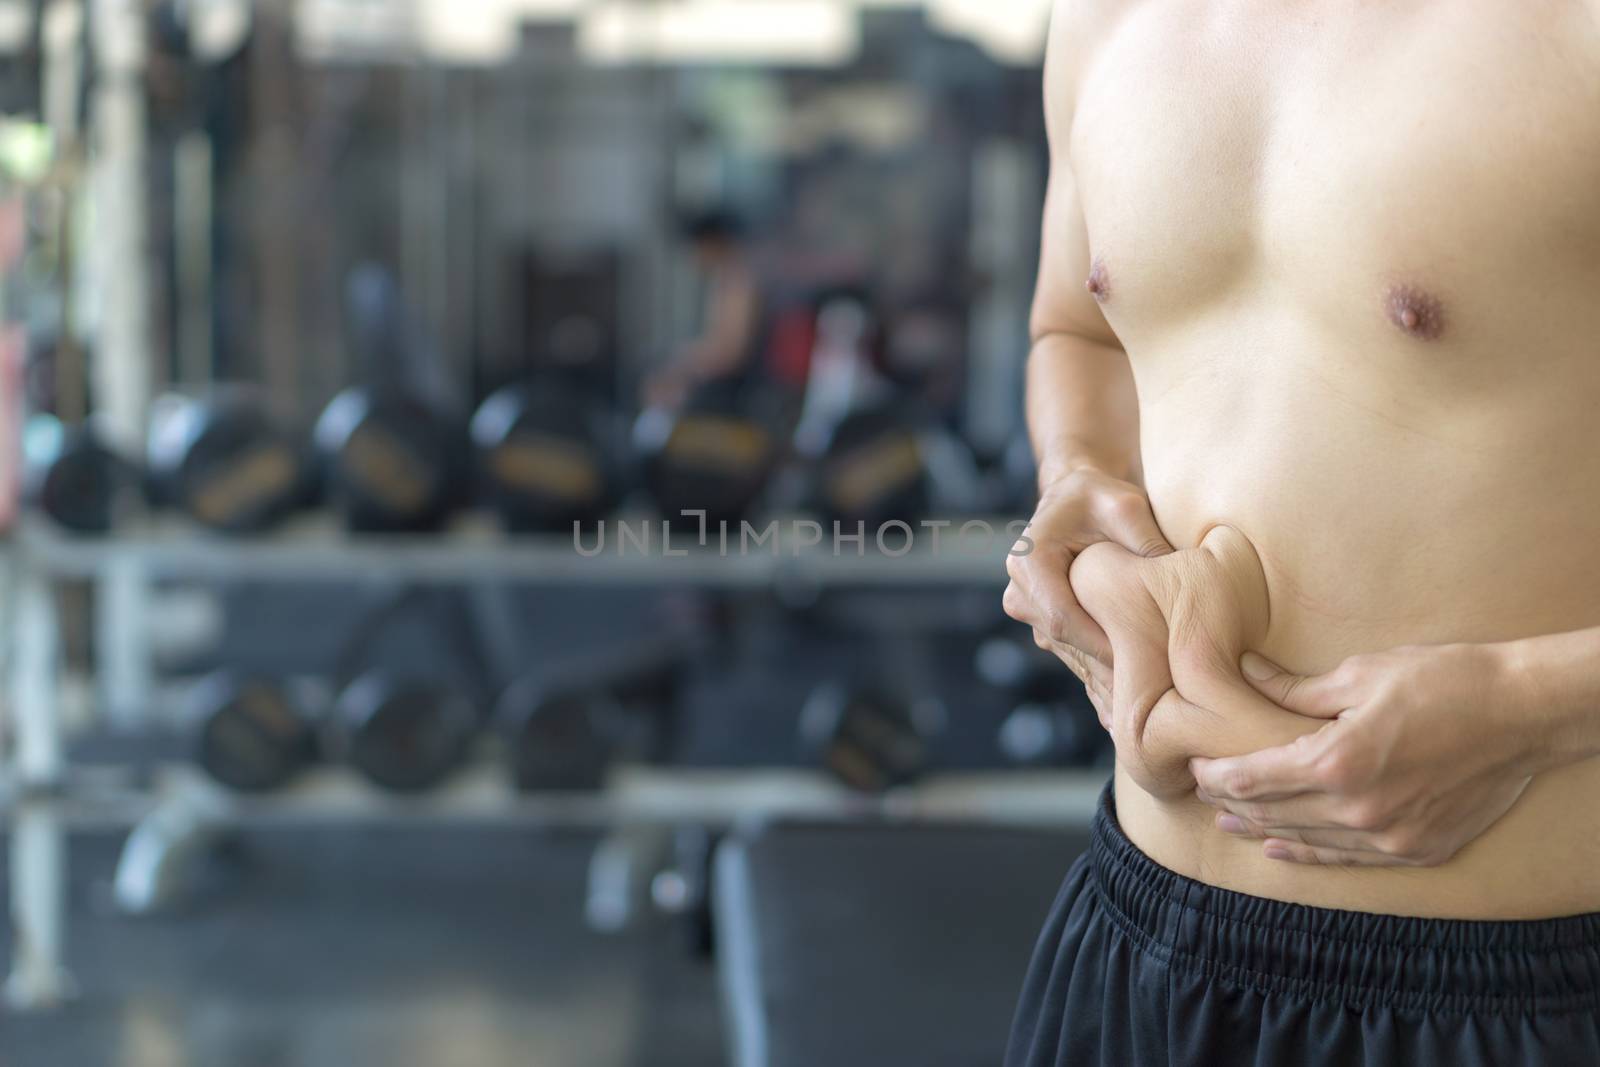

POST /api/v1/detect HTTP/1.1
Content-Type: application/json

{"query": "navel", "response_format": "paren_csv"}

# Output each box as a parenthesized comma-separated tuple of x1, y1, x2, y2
(1085, 258, 1111, 304)
(1384, 283, 1445, 341)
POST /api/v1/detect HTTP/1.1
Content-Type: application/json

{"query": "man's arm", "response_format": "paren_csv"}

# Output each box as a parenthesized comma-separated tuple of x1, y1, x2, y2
(1190, 627, 1600, 867)
(1025, 3, 1140, 489)
(643, 264, 760, 408)
(1004, 2, 1173, 704)
(680, 268, 759, 381)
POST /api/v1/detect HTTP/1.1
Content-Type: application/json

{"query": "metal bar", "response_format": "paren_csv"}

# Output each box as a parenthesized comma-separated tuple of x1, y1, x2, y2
(17, 514, 1024, 586)
(4, 562, 74, 1008)
(51, 763, 1106, 831)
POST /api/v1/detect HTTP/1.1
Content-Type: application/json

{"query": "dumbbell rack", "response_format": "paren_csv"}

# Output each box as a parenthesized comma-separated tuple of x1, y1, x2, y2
(0, 512, 1110, 1010)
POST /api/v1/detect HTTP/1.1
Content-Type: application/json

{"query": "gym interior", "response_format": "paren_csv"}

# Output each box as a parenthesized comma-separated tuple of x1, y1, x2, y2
(0, 3, 1091, 1065)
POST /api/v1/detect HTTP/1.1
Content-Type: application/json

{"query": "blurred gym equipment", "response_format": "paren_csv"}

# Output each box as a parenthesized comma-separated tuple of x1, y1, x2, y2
(146, 390, 310, 533)
(798, 679, 929, 793)
(498, 677, 623, 792)
(190, 672, 317, 792)
(714, 822, 1086, 1067)
(313, 386, 464, 533)
(471, 379, 619, 533)
(814, 404, 930, 529)
(326, 587, 493, 791)
(652, 824, 717, 958)
(22, 416, 139, 533)
(977, 634, 1110, 769)
(499, 644, 685, 792)
(333, 672, 479, 793)
(638, 382, 780, 527)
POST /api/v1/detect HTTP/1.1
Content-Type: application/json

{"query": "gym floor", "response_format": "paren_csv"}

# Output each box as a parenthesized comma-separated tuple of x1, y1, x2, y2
(0, 825, 725, 1067)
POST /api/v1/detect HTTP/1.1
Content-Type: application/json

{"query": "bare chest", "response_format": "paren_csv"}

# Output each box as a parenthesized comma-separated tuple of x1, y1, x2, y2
(1067, 0, 1600, 343)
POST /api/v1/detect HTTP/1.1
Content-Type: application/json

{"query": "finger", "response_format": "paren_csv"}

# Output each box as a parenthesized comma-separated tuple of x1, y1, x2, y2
(1006, 558, 1112, 663)
(1260, 826, 1401, 852)
(1213, 814, 1383, 853)
(1261, 839, 1407, 868)
(1238, 653, 1353, 718)
(1200, 790, 1348, 833)
(1107, 619, 1174, 755)
(1054, 641, 1111, 693)
(1189, 729, 1333, 801)
(1090, 491, 1173, 558)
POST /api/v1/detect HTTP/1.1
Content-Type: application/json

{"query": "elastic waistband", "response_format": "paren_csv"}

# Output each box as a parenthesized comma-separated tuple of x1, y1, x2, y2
(1090, 786, 1600, 1015)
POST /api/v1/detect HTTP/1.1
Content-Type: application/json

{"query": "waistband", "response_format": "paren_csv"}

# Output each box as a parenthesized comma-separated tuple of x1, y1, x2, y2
(1089, 786, 1600, 1016)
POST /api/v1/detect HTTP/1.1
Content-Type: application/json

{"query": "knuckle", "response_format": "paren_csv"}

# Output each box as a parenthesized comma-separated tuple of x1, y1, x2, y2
(1043, 607, 1074, 645)
(1314, 745, 1361, 790)
(1376, 828, 1422, 860)
(1236, 802, 1268, 825)
(1108, 492, 1148, 524)
(1331, 658, 1366, 688)
(1222, 766, 1255, 798)
(1345, 800, 1389, 832)
(1004, 552, 1026, 581)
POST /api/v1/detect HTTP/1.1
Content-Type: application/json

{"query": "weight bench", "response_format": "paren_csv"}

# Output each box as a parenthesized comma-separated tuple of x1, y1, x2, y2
(713, 820, 1089, 1067)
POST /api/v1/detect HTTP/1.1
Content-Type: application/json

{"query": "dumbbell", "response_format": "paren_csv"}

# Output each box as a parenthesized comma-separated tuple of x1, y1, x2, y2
(799, 680, 930, 793)
(471, 380, 620, 533)
(146, 391, 311, 534)
(22, 416, 139, 533)
(498, 646, 685, 792)
(814, 403, 931, 529)
(314, 386, 465, 533)
(326, 587, 492, 792)
(190, 673, 318, 792)
(637, 382, 779, 527)
(331, 671, 480, 793)
(976, 635, 1110, 768)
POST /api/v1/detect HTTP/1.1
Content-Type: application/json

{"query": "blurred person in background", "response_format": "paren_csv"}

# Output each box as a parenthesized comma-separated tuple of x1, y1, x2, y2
(644, 210, 767, 409)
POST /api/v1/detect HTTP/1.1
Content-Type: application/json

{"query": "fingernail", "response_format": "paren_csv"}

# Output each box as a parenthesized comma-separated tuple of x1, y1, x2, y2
(1216, 814, 1246, 834)
(1240, 652, 1277, 681)
(1263, 844, 1293, 861)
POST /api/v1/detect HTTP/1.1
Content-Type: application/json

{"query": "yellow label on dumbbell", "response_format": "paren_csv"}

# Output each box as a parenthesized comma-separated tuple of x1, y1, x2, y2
(239, 685, 299, 741)
(666, 417, 770, 473)
(344, 426, 431, 513)
(190, 447, 298, 525)
(491, 437, 602, 501)
(828, 435, 922, 513)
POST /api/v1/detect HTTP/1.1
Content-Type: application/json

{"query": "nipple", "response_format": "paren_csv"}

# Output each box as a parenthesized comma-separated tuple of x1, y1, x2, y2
(1385, 284, 1444, 341)
(1085, 259, 1110, 303)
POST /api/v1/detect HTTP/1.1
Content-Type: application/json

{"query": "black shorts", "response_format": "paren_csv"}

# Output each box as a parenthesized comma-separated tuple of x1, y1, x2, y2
(1006, 787, 1600, 1066)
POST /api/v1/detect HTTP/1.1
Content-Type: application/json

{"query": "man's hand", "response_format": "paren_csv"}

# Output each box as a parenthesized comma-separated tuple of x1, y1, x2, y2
(1069, 526, 1307, 798)
(1003, 468, 1173, 717)
(1191, 644, 1537, 867)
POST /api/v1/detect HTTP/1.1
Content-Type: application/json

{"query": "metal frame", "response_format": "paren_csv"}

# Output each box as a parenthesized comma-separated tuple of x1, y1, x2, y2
(0, 517, 1093, 1011)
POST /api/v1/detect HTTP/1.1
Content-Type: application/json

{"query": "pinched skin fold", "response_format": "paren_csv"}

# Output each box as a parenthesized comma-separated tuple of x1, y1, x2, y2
(1071, 525, 1323, 799)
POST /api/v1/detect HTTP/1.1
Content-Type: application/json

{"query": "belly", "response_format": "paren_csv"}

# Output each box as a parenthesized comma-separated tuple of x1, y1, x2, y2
(1113, 320, 1600, 919)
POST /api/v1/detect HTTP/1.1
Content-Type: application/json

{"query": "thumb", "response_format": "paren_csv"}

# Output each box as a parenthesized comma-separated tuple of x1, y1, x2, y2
(1238, 652, 1350, 718)
(1096, 493, 1174, 558)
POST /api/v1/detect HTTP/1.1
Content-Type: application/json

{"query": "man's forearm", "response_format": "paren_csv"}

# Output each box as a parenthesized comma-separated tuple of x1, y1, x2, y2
(1501, 627, 1600, 770)
(1026, 331, 1143, 489)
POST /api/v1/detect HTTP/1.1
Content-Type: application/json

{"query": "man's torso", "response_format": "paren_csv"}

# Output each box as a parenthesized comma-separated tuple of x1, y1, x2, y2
(1056, 0, 1600, 916)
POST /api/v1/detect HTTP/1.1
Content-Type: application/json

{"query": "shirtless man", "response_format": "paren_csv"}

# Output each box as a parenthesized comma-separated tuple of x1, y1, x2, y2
(1001, 2, 1600, 1062)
